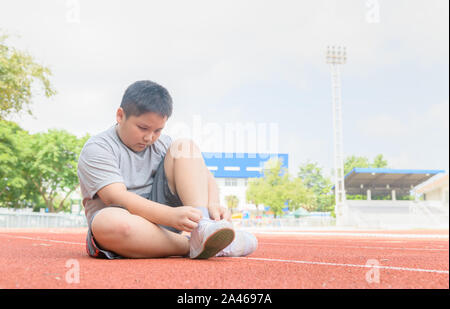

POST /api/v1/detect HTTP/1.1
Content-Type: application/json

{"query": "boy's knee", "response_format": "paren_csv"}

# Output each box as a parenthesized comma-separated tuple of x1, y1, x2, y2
(92, 208, 133, 242)
(94, 220, 131, 239)
(92, 220, 133, 253)
(169, 138, 202, 159)
(114, 221, 132, 239)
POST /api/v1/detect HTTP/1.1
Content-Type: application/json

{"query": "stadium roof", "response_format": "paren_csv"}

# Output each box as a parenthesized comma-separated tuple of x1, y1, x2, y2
(341, 168, 446, 196)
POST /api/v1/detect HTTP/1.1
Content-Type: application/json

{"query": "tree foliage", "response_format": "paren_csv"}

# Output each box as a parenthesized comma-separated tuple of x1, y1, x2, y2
(23, 129, 89, 212)
(284, 177, 317, 212)
(0, 120, 89, 211)
(297, 161, 334, 212)
(0, 32, 56, 119)
(0, 120, 30, 207)
(224, 195, 239, 213)
(246, 158, 316, 217)
(344, 154, 389, 175)
(246, 154, 391, 217)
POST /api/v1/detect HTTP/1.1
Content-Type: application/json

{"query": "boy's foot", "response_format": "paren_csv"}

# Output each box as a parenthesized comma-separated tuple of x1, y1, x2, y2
(189, 219, 235, 259)
(216, 230, 258, 257)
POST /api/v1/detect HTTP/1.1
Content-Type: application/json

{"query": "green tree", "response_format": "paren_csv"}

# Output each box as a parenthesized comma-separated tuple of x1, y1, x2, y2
(0, 32, 56, 119)
(344, 154, 389, 175)
(261, 158, 291, 218)
(0, 121, 89, 211)
(344, 155, 371, 175)
(297, 161, 331, 195)
(284, 177, 316, 212)
(0, 120, 30, 207)
(225, 195, 239, 214)
(297, 161, 334, 212)
(372, 154, 388, 168)
(19, 129, 89, 212)
(246, 159, 285, 217)
(246, 177, 269, 215)
(246, 158, 316, 217)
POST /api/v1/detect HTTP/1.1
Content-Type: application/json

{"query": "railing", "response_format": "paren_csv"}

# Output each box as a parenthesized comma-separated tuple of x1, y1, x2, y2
(0, 209, 336, 230)
(2, 201, 447, 230)
(0, 211, 87, 228)
(232, 216, 336, 229)
(343, 200, 449, 229)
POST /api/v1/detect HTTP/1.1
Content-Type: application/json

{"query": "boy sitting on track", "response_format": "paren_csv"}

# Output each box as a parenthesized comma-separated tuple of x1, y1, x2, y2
(77, 80, 257, 259)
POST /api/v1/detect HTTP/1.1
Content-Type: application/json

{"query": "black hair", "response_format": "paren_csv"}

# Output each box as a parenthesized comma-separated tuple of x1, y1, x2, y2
(120, 80, 173, 118)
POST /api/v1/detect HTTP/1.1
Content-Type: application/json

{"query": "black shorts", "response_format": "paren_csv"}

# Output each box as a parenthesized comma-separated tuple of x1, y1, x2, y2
(85, 155, 184, 259)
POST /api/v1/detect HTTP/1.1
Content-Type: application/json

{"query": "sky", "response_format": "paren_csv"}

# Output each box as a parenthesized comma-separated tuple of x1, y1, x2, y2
(1, 0, 448, 177)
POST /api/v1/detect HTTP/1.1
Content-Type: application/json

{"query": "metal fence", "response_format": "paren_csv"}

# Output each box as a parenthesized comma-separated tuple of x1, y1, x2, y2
(232, 216, 337, 229)
(342, 200, 449, 229)
(3, 202, 446, 230)
(0, 210, 335, 229)
(0, 211, 87, 228)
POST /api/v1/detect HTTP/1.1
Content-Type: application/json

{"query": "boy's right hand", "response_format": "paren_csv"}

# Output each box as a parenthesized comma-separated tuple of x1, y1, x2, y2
(170, 206, 202, 233)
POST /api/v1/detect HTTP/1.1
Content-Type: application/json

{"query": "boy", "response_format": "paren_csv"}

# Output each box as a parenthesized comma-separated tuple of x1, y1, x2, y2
(77, 80, 257, 259)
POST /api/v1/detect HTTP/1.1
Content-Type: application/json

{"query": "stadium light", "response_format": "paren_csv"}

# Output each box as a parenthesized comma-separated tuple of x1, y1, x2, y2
(326, 45, 347, 225)
(326, 46, 347, 65)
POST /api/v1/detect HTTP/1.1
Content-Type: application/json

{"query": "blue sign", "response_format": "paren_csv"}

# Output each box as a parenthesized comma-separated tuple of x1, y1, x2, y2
(203, 152, 289, 178)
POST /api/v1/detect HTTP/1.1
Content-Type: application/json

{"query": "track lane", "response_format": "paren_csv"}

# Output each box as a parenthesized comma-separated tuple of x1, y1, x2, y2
(0, 230, 448, 289)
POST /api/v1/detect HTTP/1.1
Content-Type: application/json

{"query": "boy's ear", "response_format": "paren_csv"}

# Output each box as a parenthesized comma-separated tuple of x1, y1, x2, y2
(116, 107, 125, 124)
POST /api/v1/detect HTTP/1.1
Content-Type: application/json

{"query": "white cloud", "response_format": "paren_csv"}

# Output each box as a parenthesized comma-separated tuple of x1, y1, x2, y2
(357, 100, 449, 138)
(357, 114, 409, 138)
(388, 152, 422, 169)
(426, 100, 449, 131)
(355, 100, 449, 171)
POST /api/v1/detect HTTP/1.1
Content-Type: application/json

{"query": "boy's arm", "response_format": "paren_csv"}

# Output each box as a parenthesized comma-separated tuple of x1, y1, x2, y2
(97, 183, 201, 232)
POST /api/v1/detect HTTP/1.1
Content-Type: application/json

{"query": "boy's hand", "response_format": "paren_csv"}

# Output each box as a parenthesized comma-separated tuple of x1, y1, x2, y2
(209, 205, 232, 222)
(170, 206, 202, 233)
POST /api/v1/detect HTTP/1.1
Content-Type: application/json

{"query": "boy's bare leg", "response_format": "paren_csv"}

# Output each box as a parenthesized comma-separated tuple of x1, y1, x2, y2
(164, 138, 209, 209)
(91, 207, 189, 258)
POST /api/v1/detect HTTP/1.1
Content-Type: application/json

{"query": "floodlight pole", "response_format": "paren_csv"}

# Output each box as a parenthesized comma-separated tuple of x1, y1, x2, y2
(326, 46, 347, 224)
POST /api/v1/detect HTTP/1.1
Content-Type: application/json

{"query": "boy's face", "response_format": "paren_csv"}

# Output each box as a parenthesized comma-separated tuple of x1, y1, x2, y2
(116, 108, 167, 152)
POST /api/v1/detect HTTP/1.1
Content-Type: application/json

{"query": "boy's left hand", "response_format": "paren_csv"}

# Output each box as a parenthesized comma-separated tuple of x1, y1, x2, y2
(209, 205, 231, 222)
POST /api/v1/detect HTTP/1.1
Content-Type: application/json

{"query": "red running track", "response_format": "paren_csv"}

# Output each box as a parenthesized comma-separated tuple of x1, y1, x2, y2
(0, 228, 448, 289)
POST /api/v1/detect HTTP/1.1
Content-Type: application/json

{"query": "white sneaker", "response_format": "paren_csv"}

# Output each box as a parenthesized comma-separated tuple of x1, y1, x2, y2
(189, 219, 235, 259)
(216, 230, 258, 257)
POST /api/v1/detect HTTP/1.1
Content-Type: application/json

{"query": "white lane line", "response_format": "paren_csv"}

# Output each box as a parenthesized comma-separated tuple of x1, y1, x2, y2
(260, 242, 449, 251)
(253, 231, 449, 239)
(233, 256, 450, 274)
(0, 234, 84, 246)
(7, 235, 446, 252)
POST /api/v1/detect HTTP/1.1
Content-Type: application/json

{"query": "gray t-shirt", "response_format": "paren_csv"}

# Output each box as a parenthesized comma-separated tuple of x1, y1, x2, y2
(77, 124, 173, 225)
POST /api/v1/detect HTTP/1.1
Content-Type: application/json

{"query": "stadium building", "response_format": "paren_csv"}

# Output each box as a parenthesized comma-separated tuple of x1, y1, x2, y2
(414, 173, 449, 204)
(338, 168, 449, 228)
(202, 152, 289, 211)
